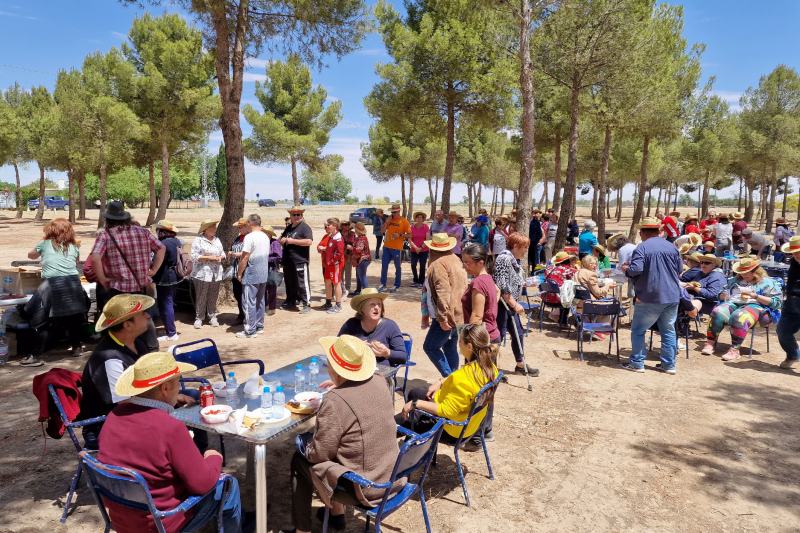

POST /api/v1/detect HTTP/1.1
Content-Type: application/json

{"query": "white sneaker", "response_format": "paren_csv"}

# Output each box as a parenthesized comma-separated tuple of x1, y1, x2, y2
(194, 320, 202, 329)
(157, 334, 180, 342)
(210, 317, 219, 327)
(235, 331, 255, 339)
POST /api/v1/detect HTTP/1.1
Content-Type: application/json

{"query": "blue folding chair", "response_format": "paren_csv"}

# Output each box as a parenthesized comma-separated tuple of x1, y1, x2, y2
(433, 372, 504, 507)
(79, 451, 235, 533)
(322, 419, 445, 533)
(573, 299, 621, 361)
(518, 287, 541, 335)
(48, 384, 106, 523)
(538, 280, 563, 331)
(395, 333, 417, 399)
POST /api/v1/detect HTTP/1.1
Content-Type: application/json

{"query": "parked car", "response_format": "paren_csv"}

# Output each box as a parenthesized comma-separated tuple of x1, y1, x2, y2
(257, 198, 276, 207)
(28, 196, 69, 211)
(349, 207, 378, 225)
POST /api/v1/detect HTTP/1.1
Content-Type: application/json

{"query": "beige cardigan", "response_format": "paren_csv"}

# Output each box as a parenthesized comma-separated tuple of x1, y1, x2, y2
(305, 375, 400, 507)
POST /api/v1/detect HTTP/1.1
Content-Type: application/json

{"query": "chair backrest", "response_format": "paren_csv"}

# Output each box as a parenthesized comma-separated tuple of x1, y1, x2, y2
(80, 452, 166, 531)
(574, 286, 592, 301)
(172, 338, 224, 380)
(582, 300, 621, 319)
(48, 384, 82, 451)
(393, 418, 445, 482)
(401, 333, 413, 363)
(539, 280, 560, 295)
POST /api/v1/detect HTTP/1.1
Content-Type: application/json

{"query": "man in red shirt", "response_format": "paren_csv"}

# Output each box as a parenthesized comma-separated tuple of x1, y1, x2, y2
(98, 352, 242, 533)
(658, 211, 679, 242)
(732, 212, 748, 250)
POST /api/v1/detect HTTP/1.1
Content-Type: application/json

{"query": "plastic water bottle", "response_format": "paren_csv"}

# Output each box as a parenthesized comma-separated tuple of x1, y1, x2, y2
(0, 333, 7, 365)
(272, 386, 285, 419)
(225, 371, 238, 408)
(294, 364, 306, 393)
(261, 386, 272, 418)
(308, 358, 319, 389)
(2, 275, 13, 295)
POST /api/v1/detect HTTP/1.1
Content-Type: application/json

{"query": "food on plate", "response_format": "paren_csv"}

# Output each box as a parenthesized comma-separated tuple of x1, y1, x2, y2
(242, 413, 260, 429)
(200, 404, 232, 424)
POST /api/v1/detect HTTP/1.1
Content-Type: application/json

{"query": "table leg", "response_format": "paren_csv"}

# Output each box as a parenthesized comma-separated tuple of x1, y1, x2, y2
(254, 443, 267, 533)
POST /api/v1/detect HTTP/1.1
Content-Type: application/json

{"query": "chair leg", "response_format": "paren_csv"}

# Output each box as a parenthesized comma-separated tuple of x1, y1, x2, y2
(219, 436, 226, 467)
(480, 434, 494, 480)
(420, 488, 433, 533)
(323, 507, 330, 533)
(61, 461, 83, 523)
(767, 327, 770, 352)
(454, 447, 470, 507)
(364, 514, 371, 533)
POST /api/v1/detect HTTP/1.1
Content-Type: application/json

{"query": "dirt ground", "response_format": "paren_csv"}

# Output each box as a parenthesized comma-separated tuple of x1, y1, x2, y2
(0, 205, 798, 533)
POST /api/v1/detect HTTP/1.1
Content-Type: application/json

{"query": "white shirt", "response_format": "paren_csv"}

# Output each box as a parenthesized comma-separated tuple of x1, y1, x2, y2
(615, 243, 637, 275)
(715, 222, 733, 243)
(191, 235, 225, 281)
(241, 230, 270, 284)
(493, 232, 507, 255)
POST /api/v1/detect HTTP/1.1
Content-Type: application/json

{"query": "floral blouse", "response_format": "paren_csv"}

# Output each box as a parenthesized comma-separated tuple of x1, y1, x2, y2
(492, 250, 525, 300)
(725, 276, 783, 310)
(191, 235, 225, 282)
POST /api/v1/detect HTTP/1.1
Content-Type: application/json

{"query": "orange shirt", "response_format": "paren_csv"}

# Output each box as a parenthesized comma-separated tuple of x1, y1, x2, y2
(383, 216, 411, 251)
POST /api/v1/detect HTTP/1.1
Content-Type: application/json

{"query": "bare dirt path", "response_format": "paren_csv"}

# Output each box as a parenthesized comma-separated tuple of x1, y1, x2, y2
(0, 207, 797, 533)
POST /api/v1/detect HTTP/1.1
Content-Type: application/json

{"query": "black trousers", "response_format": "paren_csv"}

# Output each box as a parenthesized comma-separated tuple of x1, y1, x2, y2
(497, 302, 525, 363)
(290, 451, 360, 531)
(283, 261, 310, 307)
(232, 278, 245, 320)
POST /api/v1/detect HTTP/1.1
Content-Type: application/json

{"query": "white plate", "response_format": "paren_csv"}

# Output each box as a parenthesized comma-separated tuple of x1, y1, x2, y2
(254, 406, 291, 426)
(293, 391, 323, 410)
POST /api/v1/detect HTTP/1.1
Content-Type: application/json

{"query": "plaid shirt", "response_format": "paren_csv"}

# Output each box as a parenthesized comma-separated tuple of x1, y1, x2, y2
(93, 225, 164, 293)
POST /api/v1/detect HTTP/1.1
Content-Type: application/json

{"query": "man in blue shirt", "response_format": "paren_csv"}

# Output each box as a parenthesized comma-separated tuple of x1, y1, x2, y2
(621, 218, 683, 374)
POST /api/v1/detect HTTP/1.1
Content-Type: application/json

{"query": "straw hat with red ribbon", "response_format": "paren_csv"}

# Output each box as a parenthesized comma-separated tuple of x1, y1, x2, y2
(552, 251, 573, 265)
(95, 294, 155, 333)
(781, 235, 800, 254)
(115, 351, 197, 397)
(732, 257, 761, 275)
(424, 232, 457, 252)
(318, 335, 376, 382)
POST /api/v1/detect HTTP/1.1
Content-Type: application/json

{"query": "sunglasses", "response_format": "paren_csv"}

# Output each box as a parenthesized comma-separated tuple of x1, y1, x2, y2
(700, 261, 715, 265)
(291, 213, 303, 217)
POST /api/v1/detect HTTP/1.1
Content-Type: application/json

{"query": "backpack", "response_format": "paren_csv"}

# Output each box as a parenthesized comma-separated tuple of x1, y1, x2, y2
(175, 251, 192, 280)
(559, 279, 576, 308)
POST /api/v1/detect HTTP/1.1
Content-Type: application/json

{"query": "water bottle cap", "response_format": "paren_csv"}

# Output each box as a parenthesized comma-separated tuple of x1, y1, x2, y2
(263, 386, 270, 393)
(276, 386, 283, 392)
(296, 364, 303, 369)
(228, 371, 235, 377)
(311, 357, 318, 363)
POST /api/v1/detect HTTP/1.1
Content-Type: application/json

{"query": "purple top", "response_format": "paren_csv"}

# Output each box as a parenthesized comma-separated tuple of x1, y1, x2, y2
(462, 274, 500, 341)
(445, 223, 464, 254)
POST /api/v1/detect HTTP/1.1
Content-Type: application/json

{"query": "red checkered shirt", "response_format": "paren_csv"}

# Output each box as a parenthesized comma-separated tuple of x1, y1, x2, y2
(92, 225, 164, 293)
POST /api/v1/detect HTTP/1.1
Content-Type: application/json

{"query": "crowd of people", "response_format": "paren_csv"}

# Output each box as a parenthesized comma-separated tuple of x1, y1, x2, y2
(15, 200, 800, 533)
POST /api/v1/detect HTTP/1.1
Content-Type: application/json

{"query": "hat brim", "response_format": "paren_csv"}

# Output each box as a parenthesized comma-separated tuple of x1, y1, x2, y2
(318, 337, 376, 382)
(781, 243, 800, 253)
(349, 291, 388, 312)
(105, 212, 131, 221)
(639, 224, 661, 230)
(423, 236, 457, 252)
(114, 361, 197, 397)
(732, 261, 760, 275)
(288, 208, 305, 214)
(700, 256, 722, 266)
(261, 228, 277, 238)
(95, 296, 155, 332)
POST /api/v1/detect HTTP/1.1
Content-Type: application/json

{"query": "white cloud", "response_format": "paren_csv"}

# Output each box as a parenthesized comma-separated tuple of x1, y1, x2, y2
(356, 48, 386, 57)
(243, 72, 267, 83)
(0, 9, 36, 20)
(111, 31, 127, 40)
(711, 90, 743, 111)
(245, 57, 270, 70)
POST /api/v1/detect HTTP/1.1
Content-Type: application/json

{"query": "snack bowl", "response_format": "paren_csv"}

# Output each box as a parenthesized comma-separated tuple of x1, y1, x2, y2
(211, 381, 227, 397)
(286, 391, 322, 414)
(200, 404, 233, 424)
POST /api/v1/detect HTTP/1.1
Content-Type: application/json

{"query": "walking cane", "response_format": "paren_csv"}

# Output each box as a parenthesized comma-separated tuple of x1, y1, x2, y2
(500, 298, 533, 392)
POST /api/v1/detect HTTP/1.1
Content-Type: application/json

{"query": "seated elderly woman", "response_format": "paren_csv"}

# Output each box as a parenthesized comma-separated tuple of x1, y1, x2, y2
(680, 249, 703, 282)
(544, 251, 578, 323)
(338, 288, 407, 366)
(288, 335, 399, 533)
(682, 253, 727, 314)
(397, 323, 498, 449)
(701, 257, 782, 361)
(574, 256, 617, 335)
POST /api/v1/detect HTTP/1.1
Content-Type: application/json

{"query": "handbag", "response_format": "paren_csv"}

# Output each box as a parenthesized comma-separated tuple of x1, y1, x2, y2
(267, 268, 284, 287)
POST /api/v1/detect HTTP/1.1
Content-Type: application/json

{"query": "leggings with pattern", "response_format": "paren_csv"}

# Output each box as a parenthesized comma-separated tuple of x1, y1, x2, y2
(707, 302, 769, 348)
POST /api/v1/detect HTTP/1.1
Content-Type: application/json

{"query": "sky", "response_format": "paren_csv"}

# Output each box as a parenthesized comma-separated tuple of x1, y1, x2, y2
(0, 0, 798, 203)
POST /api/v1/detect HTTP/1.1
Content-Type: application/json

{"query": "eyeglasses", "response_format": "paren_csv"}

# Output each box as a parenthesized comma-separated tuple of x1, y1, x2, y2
(291, 214, 303, 217)
(700, 261, 715, 265)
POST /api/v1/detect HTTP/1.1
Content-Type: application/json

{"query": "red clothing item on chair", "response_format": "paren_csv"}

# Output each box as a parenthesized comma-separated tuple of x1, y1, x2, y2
(98, 402, 222, 533)
(32, 368, 83, 439)
(543, 264, 577, 305)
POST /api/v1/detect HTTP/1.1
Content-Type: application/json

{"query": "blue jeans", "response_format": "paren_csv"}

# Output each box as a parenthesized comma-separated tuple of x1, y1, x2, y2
(380, 247, 402, 288)
(156, 284, 177, 336)
(424, 320, 460, 377)
(777, 310, 800, 361)
(182, 476, 242, 532)
(410, 251, 428, 284)
(629, 302, 678, 369)
(355, 259, 369, 292)
(243, 282, 267, 334)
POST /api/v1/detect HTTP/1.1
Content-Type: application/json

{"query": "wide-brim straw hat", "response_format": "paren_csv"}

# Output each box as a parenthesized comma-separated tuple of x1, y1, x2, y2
(413, 211, 427, 220)
(684, 214, 698, 223)
(678, 242, 696, 255)
(154, 219, 177, 233)
(703, 240, 715, 248)
(776, 217, 787, 225)
(232, 217, 248, 227)
(686, 233, 702, 247)
(198, 219, 219, 233)
(424, 232, 457, 252)
(606, 232, 627, 251)
(732, 212, 744, 220)
(781, 235, 800, 253)
(115, 351, 197, 397)
(552, 251, 573, 265)
(288, 206, 305, 214)
(639, 217, 661, 230)
(390, 204, 402, 212)
(349, 287, 388, 312)
(318, 335, 376, 382)
(732, 257, 761, 275)
(698, 253, 722, 266)
(96, 294, 155, 332)
(261, 227, 277, 239)
(592, 244, 607, 256)
(683, 252, 703, 265)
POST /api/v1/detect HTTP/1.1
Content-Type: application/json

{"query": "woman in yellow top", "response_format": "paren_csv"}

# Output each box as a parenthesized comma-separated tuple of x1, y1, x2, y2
(397, 324, 499, 448)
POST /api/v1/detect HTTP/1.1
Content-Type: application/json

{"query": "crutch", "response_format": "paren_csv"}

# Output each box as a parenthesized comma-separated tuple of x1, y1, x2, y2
(501, 298, 533, 392)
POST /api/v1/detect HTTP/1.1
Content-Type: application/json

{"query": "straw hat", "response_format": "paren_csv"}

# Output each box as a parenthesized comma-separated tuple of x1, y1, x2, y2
(698, 253, 722, 266)
(447, 211, 459, 218)
(424, 232, 457, 252)
(606, 232, 627, 251)
(261, 227, 277, 239)
(154, 220, 177, 233)
(781, 235, 800, 254)
(684, 214, 698, 223)
(552, 251, 573, 265)
(670, 210, 681, 217)
(703, 240, 715, 248)
(732, 212, 744, 220)
(354, 222, 367, 235)
(232, 217, 248, 227)
(776, 217, 787, 225)
(413, 211, 427, 220)
(683, 252, 703, 265)
(318, 335, 376, 382)
(115, 351, 197, 397)
(592, 244, 607, 256)
(686, 233, 702, 247)
(639, 217, 661, 230)
(288, 206, 305, 214)
(198, 219, 218, 233)
(349, 287, 388, 312)
(732, 257, 761, 275)
(390, 204, 402, 212)
(96, 294, 155, 332)
(678, 242, 696, 255)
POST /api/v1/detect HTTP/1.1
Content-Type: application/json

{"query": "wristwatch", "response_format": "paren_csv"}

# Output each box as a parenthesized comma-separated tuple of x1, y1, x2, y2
(411, 399, 418, 411)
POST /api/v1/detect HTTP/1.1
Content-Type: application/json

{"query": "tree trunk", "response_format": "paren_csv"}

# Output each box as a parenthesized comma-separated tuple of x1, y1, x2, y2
(67, 169, 76, 223)
(645, 186, 653, 217)
(745, 179, 755, 222)
(552, 132, 562, 211)
(211, 0, 248, 249)
(615, 186, 622, 222)
(700, 170, 710, 217)
(628, 135, 650, 241)
(797, 177, 800, 225)
(500, 188, 506, 214)
(78, 170, 86, 220)
(597, 125, 611, 245)
(765, 167, 777, 233)
(13, 163, 22, 218)
(467, 182, 474, 218)
(427, 176, 436, 219)
(400, 174, 407, 217)
(655, 187, 663, 215)
(515, 0, 535, 238)
(491, 185, 497, 215)
(97, 161, 108, 229)
(697, 185, 701, 219)
(476, 181, 482, 212)
(408, 177, 414, 221)
(555, 79, 580, 250)
(145, 159, 157, 226)
(781, 175, 788, 218)
(155, 142, 171, 224)
(590, 183, 598, 222)
(290, 156, 300, 206)
(441, 95, 455, 213)
(35, 161, 46, 221)
(737, 177, 743, 211)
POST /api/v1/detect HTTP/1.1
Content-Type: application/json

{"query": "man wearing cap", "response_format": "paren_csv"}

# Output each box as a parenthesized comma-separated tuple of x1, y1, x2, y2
(778, 236, 800, 369)
(378, 204, 410, 292)
(98, 352, 242, 533)
(287, 335, 399, 532)
(621, 217, 683, 374)
(78, 294, 156, 449)
(90, 200, 164, 350)
(236, 214, 270, 337)
(280, 206, 314, 313)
